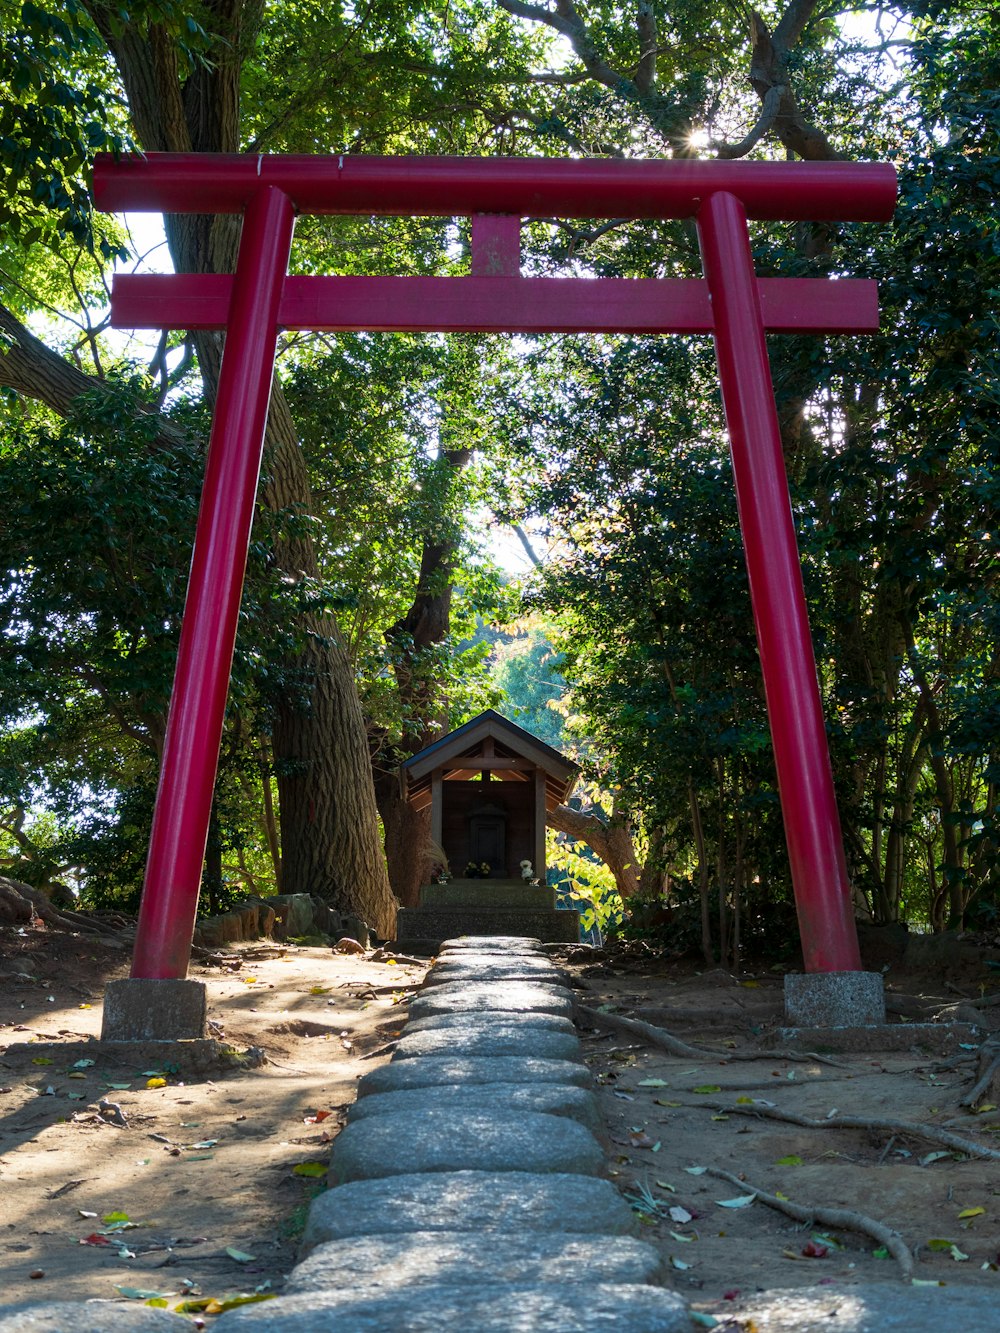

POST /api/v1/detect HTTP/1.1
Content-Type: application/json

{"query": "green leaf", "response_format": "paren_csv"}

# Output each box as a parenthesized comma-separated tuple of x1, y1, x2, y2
(292, 1161, 327, 1178)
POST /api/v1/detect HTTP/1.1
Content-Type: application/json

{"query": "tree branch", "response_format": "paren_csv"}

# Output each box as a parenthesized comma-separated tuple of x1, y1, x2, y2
(0, 303, 188, 452)
(497, 0, 637, 97)
(713, 83, 784, 159)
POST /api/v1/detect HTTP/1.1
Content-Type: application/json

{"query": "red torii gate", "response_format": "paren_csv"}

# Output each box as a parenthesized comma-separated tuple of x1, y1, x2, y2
(94, 153, 896, 982)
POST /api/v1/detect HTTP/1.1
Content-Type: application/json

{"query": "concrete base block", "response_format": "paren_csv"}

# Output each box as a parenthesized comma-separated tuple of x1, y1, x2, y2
(783, 970, 885, 1028)
(777, 1021, 981, 1054)
(101, 978, 207, 1041)
(3, 1037, 261, 1078)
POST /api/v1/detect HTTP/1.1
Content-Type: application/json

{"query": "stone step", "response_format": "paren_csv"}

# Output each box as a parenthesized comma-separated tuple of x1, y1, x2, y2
(408, 980, 574, 1021)
(422, 961, 565, 987)
(300, 1171, 637, 1252)
(390, 1023, 581, 1063)
(286, 1232, 666, 1294)
(328, 1107, 605, 1184)
(420, 879, 557, 910)
(403, 1009, 576, 1035)
(345, 1081, 603, 1134)
(211, 1283, 693, 1331)
(396, 907, 580, 952)
(356, 1054, 593, 1097)
(0, 1303, 182, 1331)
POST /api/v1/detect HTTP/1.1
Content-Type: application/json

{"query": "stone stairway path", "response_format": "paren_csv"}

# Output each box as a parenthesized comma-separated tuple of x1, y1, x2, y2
(5, 937, 995, 1330)
(209, 933, 694, 1331)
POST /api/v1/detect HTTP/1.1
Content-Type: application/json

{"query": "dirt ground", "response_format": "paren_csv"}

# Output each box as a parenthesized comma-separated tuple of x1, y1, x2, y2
(2, 922, 1000, 1327)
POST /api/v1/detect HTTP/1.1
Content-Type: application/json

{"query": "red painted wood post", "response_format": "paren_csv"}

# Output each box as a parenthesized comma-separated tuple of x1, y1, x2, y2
(697, 190, 862, 973)
(130, 186, 296, 979)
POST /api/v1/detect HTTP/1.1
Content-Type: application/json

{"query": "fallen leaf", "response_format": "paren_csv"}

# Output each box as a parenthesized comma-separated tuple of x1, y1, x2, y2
(692, 1085, 722, 1094)
(309, 986, 330, 995)
(911, 1280, 946, 1287)
(949, 1245, 969, 1262)
(801, 1241, 828, 1258)
(79, 1235, 111, 1247)
(226, 1247, 255, 1263)
(690, 1315, 719, 1329)
(668, 1206, 693, 1224)
(958, 1207, 986, 1219)
(716, 1194, 757, 1209)
(292, 1161, 327, 1178)
(146, 1077, 166, 1089)
(115, 1287, 169, 1301)
(684, 1166, 708, 1175)
(975, 1103, 997, 1114)
(626, 1131, 657, 1149)
(927, 1238, 957, 1252)
(654, 1180, 676, 1192)
(637, 1079, 668, 1088)
(304, 1110, 332, 1124)
(736, 1096, 754, 1105)
(671, 1256, 692, 1270)
(872, 1247, 889, 1259)
(654, 1099, 682, 1107)
(31, 1058, 53, 1065)
(920, 1151, 952, 1166)
(669, 1231, 694, 1243)
(775, 1155, 803, 1166)
(72, 1059, 95, 1069)
(102, 1211, 130, 1225)
(243, 976, 257, 985)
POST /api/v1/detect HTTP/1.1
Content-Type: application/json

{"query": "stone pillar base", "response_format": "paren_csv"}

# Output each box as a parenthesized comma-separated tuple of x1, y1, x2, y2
(101, 978, 207, 1041)
(783, 971, 885, 1028)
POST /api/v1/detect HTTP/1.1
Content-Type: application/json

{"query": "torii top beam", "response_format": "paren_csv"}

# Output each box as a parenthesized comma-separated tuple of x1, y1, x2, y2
(93, 153, 896, 222)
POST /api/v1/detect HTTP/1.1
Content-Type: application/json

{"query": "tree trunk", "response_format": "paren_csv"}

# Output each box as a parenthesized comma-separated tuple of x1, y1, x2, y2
(547, 802, 642, 901)
(375, 764, 431, 910)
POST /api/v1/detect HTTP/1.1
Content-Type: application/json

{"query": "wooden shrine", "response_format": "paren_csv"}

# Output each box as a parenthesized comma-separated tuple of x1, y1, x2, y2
(395, 710, 581, 951)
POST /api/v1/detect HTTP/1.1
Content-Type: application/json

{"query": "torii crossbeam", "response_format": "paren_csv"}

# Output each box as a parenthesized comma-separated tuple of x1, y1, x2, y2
(94, 153, 896, 981)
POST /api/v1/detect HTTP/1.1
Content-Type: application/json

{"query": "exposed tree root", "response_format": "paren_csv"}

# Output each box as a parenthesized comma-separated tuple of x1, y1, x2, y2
(576, 1004, 847, 1066)
(690, 1099, 1000, 1161)
(704, 1165, 914, 1280)
(0, 876, 116, 935)
(962, 1045, 1000, 1108)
